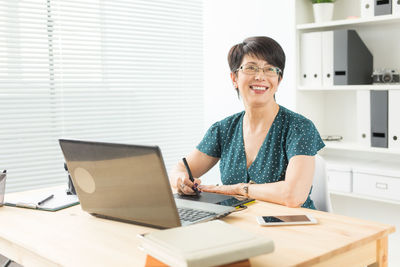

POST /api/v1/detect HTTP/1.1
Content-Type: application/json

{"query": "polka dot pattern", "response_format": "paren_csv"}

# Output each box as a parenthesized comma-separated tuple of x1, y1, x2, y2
(196, 105, 325, 209)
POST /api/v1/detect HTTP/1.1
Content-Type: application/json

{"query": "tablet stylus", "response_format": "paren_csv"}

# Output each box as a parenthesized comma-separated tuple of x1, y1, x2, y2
(182, 157, 200, 195)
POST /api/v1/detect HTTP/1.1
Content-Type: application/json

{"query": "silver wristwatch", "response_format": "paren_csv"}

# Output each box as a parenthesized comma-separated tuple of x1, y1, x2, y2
(242, 180, 255, 198)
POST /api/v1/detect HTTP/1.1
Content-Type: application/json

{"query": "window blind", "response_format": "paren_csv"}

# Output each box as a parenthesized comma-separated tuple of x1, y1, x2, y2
(0, 0, 203, 192)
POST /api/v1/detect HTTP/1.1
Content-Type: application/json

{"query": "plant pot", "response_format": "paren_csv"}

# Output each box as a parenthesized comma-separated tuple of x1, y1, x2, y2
(313, 3, 334, 23)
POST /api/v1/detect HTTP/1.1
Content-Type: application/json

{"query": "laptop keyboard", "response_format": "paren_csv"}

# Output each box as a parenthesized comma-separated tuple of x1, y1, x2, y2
(177, 207, 217, 222)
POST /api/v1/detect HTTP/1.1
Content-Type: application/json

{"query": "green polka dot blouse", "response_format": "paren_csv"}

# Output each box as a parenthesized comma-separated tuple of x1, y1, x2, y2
(196, 105, 325, 209)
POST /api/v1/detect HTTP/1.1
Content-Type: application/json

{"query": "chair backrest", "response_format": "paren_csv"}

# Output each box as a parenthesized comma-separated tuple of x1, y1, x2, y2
(310, 155, 332, 212)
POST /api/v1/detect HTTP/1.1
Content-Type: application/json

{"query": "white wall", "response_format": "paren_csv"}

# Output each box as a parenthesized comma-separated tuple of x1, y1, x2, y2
(202, 0, 296, 184)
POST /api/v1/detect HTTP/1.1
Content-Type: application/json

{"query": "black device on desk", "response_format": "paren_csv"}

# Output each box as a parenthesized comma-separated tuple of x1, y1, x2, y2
(174, 192, 254, 208)
(179, 157, 254, 207)
(64, 163, 76, 195)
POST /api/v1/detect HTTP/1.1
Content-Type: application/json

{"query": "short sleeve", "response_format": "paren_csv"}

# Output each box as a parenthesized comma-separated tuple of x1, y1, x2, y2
(196, 121, 222, 158)
(286, 119, 325, 160)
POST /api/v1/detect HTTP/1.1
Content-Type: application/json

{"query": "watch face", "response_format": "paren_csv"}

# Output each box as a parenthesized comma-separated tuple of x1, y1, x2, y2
(243, 184, 249, 196)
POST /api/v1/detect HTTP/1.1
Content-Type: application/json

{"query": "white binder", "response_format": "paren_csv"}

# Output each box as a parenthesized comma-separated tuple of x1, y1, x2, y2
(393, 0, 400, 15)
(389, 90, 400, 150)
(322, 31, 333, 87)
(357, 90, 371, 147)
(361, 0, 374, 18)
(301, 32, 322, 87)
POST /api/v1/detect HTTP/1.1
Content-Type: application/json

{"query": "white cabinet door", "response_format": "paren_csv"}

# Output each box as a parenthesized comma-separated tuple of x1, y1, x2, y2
(357, 90, 371, 147)
(300, 32, 322, 87)
(389, 90, 400, 150)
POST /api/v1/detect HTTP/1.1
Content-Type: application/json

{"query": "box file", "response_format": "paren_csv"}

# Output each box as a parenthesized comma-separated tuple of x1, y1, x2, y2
(322, 31, 333, 87)
(361, 0, 375, 17)
(389, 90, 400, 150)
(370, 90, 388, 148)
(393, 0, 400, 15)
(333, 30, 373, 85)
(374, 0, 392, 16)
(300, 32, 322, 87)
(300, 31, 333, 87)
(357, 90, 371, 147)
(301, 30, 372, 87)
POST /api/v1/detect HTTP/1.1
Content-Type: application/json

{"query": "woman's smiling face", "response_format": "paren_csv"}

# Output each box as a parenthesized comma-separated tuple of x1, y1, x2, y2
(231, 54, 281, 108)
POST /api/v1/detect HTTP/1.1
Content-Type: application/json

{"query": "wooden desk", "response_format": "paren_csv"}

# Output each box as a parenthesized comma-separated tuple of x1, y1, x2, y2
(0, 187, 395, 267)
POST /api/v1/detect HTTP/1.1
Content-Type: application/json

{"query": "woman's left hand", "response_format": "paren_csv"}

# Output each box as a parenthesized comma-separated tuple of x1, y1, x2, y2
(198, 184, 241, 196)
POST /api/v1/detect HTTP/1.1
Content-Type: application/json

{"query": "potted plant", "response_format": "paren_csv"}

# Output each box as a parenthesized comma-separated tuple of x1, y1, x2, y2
(311, 0, 335, 23)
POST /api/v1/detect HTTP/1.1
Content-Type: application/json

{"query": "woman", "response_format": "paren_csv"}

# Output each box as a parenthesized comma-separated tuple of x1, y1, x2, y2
(170, 36, 324, 209)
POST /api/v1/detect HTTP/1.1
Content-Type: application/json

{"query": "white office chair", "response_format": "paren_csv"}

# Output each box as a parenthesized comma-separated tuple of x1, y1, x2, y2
(310, 155, 333, 212)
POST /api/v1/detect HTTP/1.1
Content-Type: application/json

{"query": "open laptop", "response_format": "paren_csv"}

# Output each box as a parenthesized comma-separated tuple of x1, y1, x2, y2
(59, 139, 234, 229)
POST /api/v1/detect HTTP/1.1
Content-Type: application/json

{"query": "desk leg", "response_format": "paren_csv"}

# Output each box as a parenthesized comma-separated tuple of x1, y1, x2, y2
(368, 236, 388, 267)
(377, 236, 388, 267)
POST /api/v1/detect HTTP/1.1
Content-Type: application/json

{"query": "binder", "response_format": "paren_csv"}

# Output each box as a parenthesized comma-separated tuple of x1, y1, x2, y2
(361, 0, 374, 18)
(333, 29, 373, 85)
(370, 90, 388, 148)
(375, 0, 392, 16)
(393, 0, 400, 15)
(300, 31, 334, 87)
(389, 90, 400, 150)
(357, 90, 371, 147)
(5, 187, 79, 211)
(322, 31, 333, 87)
(300, 32, 322, 87)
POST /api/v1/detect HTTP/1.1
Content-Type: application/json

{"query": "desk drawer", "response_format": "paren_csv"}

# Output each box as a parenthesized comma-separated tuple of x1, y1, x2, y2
(353, 172, 400, 201)
(327, 170, 352, 193)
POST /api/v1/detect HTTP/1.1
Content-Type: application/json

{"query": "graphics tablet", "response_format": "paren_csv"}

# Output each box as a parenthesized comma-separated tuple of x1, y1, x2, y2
(174, 192, 254, 207)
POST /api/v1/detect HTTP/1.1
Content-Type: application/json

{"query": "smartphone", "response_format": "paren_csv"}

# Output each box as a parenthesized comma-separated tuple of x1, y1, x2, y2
(256, 214, 317, 226)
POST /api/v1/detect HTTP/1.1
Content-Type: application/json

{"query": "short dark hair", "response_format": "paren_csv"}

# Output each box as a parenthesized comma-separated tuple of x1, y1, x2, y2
(227, 36, 286, 78)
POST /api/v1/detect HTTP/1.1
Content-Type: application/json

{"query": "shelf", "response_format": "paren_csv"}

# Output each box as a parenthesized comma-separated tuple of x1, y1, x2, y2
(323, 142, 400, 155)
(295, 1, 400, 161)
(330, 190, 400, 206)
(298, 84, 400, 91)
(297, 14, 400, 30)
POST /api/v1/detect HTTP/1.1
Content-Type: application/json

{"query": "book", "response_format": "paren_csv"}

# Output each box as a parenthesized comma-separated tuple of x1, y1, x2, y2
(145, 255, 251, 267)
(138, 220, 274, 267)
(5, 186, 79, 211)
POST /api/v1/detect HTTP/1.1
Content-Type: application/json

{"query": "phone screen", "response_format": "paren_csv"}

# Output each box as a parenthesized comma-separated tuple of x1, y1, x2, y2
(262, 215, 311, 223)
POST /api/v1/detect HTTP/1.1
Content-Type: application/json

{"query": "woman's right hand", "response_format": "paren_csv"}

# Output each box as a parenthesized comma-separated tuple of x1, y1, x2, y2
(175, 172, 202, 195)
(169, 149, 219, 195)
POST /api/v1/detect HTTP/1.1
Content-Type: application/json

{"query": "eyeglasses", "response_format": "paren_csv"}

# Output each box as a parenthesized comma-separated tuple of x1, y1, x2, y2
(236, 63, 282, 77)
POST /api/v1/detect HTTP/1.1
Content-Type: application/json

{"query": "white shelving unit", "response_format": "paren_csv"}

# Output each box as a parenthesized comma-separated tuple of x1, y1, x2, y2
(295, 2, 400, 264)
(295, 0, 400, 203)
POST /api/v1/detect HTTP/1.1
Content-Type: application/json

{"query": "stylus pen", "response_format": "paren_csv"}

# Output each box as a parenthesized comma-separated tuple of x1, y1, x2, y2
(182, 158, 200, 195)
(37, 194, 54, 206)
